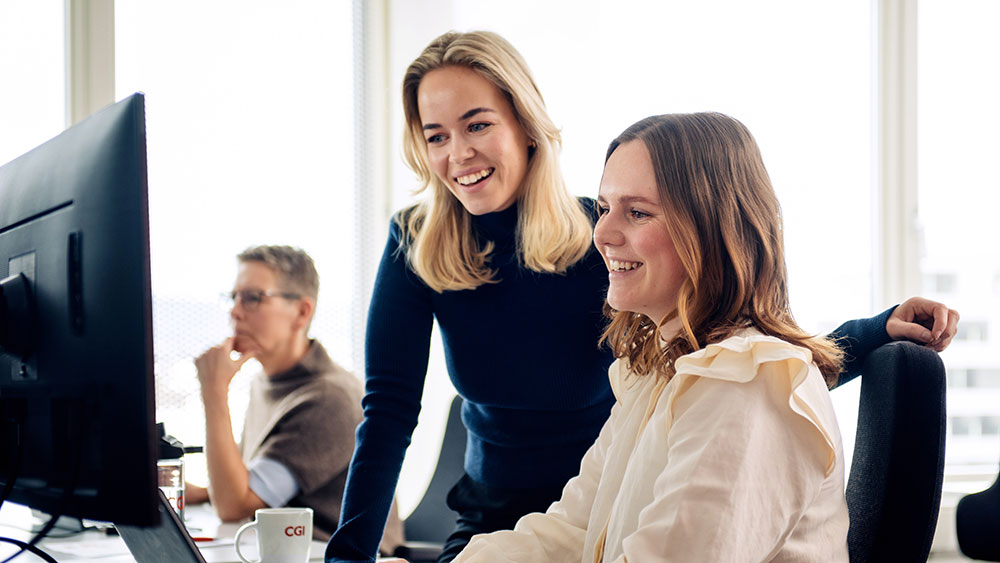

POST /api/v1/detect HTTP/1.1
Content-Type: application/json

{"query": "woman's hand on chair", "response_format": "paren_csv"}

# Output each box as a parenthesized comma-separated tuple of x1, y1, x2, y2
(886, 297, 960, 352)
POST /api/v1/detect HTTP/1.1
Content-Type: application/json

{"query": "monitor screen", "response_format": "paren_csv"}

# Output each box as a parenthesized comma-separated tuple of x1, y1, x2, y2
(0, 93, 159, 527)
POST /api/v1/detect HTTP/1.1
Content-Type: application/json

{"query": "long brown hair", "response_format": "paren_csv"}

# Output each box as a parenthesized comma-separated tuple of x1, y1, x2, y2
(599, 113, 843, 386)
(398, 31, 592, 292)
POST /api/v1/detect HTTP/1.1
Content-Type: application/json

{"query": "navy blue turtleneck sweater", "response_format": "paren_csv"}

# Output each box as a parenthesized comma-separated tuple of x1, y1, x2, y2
(325, 199, 894, 562)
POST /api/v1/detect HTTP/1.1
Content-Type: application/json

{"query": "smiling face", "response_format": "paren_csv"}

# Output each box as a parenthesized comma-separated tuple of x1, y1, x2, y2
(417, 65, 532, 216)
(594, 140, 687, 327)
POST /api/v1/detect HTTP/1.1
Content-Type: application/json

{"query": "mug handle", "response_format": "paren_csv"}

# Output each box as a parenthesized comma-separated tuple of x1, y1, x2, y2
(234, 521, 259, 563)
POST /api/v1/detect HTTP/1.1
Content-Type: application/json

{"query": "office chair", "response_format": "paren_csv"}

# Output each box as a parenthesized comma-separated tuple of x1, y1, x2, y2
(394, 395, 467, 563)
(843, 340, 946, 563)
(955, 436, 1000, 561)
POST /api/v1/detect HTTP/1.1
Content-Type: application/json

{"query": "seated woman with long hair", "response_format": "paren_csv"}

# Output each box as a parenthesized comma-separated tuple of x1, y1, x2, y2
(453, 113, 851, 562)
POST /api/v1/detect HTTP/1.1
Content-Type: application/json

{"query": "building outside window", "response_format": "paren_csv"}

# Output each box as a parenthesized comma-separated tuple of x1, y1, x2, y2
(919, 0, 1000, 480)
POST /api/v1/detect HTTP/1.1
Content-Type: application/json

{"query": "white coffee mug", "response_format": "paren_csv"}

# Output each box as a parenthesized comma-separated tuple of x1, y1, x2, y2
(234, 507, 313, 563)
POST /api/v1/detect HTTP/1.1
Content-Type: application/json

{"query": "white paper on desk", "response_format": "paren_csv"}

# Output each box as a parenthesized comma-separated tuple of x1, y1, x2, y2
(194, 538, 234, 548)
(44, 539, 132, 558)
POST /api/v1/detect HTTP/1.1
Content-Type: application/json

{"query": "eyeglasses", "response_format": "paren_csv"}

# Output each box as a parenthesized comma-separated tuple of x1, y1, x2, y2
(225, 289, 301, 311)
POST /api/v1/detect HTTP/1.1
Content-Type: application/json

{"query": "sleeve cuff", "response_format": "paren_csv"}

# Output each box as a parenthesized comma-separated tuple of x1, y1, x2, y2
(247, 456, 301, 508)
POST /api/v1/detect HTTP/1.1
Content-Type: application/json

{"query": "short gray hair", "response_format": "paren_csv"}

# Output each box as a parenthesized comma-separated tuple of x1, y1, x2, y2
(237, 245, 319, 302)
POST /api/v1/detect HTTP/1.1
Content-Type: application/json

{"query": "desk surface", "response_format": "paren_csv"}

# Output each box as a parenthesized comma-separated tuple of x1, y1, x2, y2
(0, 502, 328, 562)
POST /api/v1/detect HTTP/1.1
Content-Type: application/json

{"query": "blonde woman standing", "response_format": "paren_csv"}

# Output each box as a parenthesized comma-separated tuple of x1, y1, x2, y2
(326, 33, 958, 563)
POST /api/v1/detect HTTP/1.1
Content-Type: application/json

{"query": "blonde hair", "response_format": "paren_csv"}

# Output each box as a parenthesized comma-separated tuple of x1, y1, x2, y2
(398, 30, 593, 292)
(599, 114, 844, 386)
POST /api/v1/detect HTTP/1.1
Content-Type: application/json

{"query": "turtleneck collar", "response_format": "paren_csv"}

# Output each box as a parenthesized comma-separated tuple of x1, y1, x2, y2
(470, 201, 519, 243)
(264, 339, 332, 386)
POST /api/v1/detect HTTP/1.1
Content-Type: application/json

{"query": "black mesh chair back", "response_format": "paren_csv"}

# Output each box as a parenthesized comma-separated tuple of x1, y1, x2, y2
(844, 341, 946, 562)
(955, 437, 1000, 560)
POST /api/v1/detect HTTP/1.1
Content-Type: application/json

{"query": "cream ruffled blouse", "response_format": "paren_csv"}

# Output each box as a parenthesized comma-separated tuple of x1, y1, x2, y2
(454, 331, 849, 563)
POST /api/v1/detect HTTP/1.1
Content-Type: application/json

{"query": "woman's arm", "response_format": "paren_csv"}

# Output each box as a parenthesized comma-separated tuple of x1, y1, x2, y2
(184, 483, 209, 505)
(829, 306, 895, 384)
(325, 222, 435, 562)
(832, 296, 959, 386)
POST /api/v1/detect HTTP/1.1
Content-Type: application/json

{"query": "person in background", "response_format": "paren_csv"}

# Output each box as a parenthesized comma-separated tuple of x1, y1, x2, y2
(186, 245, 403, 554)
(327, 31, 959, 563)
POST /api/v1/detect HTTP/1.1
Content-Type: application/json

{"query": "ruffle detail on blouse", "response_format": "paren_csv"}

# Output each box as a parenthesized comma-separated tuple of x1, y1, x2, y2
(607, 332, 838, 477)
(669, 332, 838, 476)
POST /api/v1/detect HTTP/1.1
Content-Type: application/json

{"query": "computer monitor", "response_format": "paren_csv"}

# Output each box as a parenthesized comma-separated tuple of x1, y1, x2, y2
(0, 93, 159, 527)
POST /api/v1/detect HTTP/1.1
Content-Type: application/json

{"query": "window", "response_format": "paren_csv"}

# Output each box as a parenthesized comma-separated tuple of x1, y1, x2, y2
(918, 0, 1000, 477)
(956, 321, 989, 343)
(923, 272, 957, 294)
(983, 416, 1000, 436)
(969, 369, 1000, 389)
(949, 369, 1000, 391)
(948, 369, 968, 388)
(115, 1, 357, 486)
(952, 417, 973, 437)
(949, 417, 1000, 438)
(0, 1, 65, 165)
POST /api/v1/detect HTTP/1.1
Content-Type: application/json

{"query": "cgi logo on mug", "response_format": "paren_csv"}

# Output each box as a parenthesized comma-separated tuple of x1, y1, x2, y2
(235, 507, 313, 563)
